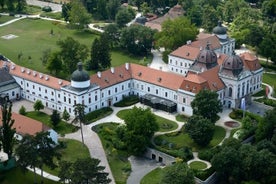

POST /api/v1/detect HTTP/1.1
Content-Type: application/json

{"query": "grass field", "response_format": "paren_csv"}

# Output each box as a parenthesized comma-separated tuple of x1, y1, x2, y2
(0, 15, 15, 24)
(0, 18, 152, 76)
(26, 111, 77, 135)
(263, 73, 276, 96)
(116, 109, 179, 132)
(140, 167, 163, 184)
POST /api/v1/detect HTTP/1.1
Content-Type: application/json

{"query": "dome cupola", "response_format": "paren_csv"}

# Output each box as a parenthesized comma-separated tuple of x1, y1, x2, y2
(197, 43, 218, 66)
(213, 21, 227, 40)
(71, 62, 90, 88)
(221, 52, 244, 77)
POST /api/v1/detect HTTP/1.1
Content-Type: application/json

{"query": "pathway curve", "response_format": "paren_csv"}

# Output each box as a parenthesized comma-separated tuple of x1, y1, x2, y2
(262, 82, 276, 100)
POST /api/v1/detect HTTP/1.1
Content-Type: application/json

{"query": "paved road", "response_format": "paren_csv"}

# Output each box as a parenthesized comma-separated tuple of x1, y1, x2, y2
(26, 0, 62, 12)
(149, 49, 169, 72)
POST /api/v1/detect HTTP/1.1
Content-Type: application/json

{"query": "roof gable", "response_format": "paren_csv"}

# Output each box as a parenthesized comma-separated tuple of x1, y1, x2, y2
(170, 45, 200, 60)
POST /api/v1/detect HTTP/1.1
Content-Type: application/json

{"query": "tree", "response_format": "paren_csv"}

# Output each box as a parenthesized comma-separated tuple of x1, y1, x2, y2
(191, 89, 222, 122)
(16, 132, 60, 184)
(68, 0, 91, 29)
(96, 0, 108, 20)
(120, 24, 156, 56)
(19, 105, 26, 115)
(7, 0, 14, 11)
(88, 34, 111, 70)
(255, 107, 276, 141)
(201, 5, 220, 33)
(59, 158, 111, 184)
(185, 115, 215, 146)
(61, 2, 71, 22)
(33, 100, 44, 112)
(73, 104, 86, 145)
(118, 106, 158, 155)
(40, 48, 51, 66)
(62, 109, 70, 122)
(155, 17, 198, 51)
(50, 110, 61, 128)
(57, 37, 89, 74)
(35, 132, 61, 183)
(161, 162, 194, 184)
(262, 0, 276, 22)
(0, 98, 16, 158)
(16, 0, 26, 12)
(15, 134, 40, 184)
(115, 7, 134, 27)
(106, 0, 120, 20)
(46, 51, 63, 75)
(258, 33, 276, 64)
(103, 24, 120, 48)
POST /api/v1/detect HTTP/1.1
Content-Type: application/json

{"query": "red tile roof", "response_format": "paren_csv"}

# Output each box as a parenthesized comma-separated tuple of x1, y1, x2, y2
(191, 35, 221, 50)
(170, 45, 200, 60)
(130, 63, 185, 91)
(0, 110, 50, 136)
(180, 73, 209, 93)
(199, 65, 225, 91)
(90, 64, 132, 89)
(0, 61, 70, 90)
(240, 52, 262, 71)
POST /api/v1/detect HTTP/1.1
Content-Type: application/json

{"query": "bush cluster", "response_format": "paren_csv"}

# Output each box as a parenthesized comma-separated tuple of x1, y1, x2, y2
(113, 95, 139, 107)
(85, 107, 113, 124)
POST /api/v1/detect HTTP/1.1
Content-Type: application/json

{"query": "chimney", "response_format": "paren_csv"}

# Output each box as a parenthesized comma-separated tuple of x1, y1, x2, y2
(111, 67, 114, 74)
(97, 71, 101, 78)
(125, 63, 129, 70)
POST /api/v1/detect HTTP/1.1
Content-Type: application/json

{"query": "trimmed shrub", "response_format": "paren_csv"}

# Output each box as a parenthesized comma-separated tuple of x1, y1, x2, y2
(42, 6, 52, 12)
(85, 107, 113, 124)
(114, 95, 139, 107)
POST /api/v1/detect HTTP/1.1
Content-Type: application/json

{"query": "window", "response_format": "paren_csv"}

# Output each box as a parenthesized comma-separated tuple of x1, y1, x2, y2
(39, 87, 41, 91)
(58, 94, 60, 98)
(74, 100, 76, 105)
(12, 91, 15, 96)
(183, 98, 186, 103)
(27, 83, 29, 87)
(141, 85, 144, 90)
(108, 90, 111, 95)
(128, 83, 130, 88)
(174, 95, 177, 100)
(45, 89, 47, 93)
(115, 88, 117, 93)
(33, 85, 35, 89)
(102, 93, 104, 98)
(89, 98, 91, 103)
(156, 89, 158, 94)
(229, 87, 232, 97)
(122, 85, 124, 90)
(51, 91, 54, 95)
(69, 98, 71, 104)
(64, 97, 66, 102)
(148, 87, 150, 92)
(182, 107, 185, 112)
(21, 81, 23, 85)
(165, 92, 168, 97)
(95, 95, 98, 101)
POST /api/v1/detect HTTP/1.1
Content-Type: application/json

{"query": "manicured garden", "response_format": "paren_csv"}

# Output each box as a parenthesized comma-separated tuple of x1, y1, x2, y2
(93, 123, 131, 184)
(189, 161, 207, 170)
(26, 111, 77, 135)
(154, 126, 226, 152)
(85, 107, 113, 124)
(116, 109, 179, 132)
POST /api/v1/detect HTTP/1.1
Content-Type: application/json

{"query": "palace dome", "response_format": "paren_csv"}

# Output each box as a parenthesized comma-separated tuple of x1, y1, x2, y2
(71, 62, 90, 82)
(221, 53, 244, 76)
(213, 21, 227, 35)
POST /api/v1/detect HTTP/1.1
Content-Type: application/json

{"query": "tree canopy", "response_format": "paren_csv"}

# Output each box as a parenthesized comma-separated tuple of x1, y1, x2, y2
(117, 107, 158, 155)
(68, 0, 91, 29)
(33, 100, 44, 112)
(155, 17, 198, 51)
(191, 89, 222, 122)
(161, 162, 194, 184)
(185, 115, 215, 146)
(59, 158, 111, 184)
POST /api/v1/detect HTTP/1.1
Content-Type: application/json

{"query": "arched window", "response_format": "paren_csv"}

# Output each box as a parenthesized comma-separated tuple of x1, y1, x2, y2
(229, 87, 232, 97)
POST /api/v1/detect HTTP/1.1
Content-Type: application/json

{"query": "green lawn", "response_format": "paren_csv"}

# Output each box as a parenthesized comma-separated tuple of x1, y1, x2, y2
(263, 73, 276, 96)
(189, 161, 207, 170)
(0, 167, 59, 184)
(0, 15, 15, 24)
(26, 111, 77, 135)
(0, 18, 152, 76)
(175, 114, 189, 122)
(43, 139, 90, 176)
(116, 109, 178, 132)
(154, 126, 226, 152)
(93, 123, 130, 184)
(140, 167, 163, 184)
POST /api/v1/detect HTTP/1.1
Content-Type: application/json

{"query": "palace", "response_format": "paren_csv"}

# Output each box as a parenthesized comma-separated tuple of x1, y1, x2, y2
(0, 23, 263, 116)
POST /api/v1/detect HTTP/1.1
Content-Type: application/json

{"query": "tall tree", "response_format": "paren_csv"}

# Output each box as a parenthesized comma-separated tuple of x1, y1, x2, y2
(201, 5, 220, 33)
(191, 89, 222, 122)
(258, 33, 276, 64)
(62, 109, 70, 122)
(161, 162, 194, 184)
(57, 37, 89, 74)
(106, 0, 120, 20)
(103, 23, 120, 48)
(185, 115, 215, 146)
(0, 97, 16, 158)
(96, 0, 108, 20)
(59, 158, 111, 184)
(115, 7, 134, 27)
(15, 134, 39, 184)
(73, 104, 87, 145)
(118, 107, 158, 155)
(46, 51, 63, 75)
(16, 0, 26, 12)
(69, 0, 91, 29)
(155, 17, 198, 50)
(61, 3, 71, 22)
(33, 100, 44, 112)
(50, 110, 61, 128)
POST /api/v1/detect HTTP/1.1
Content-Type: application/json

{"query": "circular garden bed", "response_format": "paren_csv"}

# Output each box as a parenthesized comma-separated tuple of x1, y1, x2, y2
(189, 161, 208, 170)
(224, 121, 240, 128)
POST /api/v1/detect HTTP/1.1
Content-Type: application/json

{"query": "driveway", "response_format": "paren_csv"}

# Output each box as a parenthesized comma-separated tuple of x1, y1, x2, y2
(26, 0, 62, 12)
